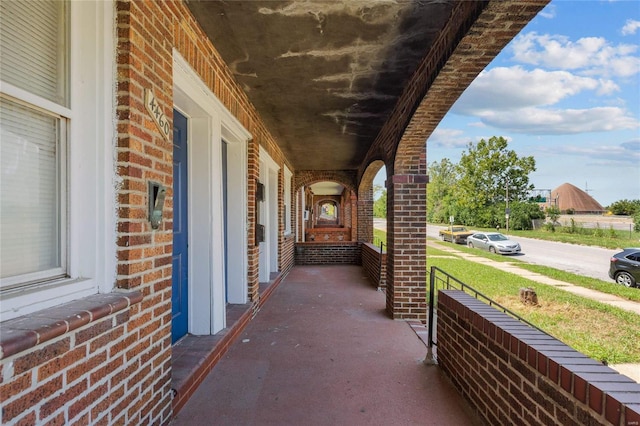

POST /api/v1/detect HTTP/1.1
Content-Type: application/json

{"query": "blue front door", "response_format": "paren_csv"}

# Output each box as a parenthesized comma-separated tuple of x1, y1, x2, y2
(172, 109, 189, 344)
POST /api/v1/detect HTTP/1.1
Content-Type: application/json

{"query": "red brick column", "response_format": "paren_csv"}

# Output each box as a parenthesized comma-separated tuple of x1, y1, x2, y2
(357, 186, 374, 243)
(385, 174, 427, 321)
(349, 192, 358, 241)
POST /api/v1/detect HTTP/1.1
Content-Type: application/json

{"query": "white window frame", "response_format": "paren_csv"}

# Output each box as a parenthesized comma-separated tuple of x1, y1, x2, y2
(0, 0, 115, 321)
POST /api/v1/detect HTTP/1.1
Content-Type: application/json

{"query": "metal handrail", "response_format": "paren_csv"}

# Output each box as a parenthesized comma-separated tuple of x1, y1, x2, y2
(426, 265, 549, 363)
(378, 241, 385, 287)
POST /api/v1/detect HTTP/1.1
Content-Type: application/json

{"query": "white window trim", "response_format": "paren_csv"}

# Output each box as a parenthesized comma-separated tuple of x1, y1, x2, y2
(0, 0, 116, 321)
(258, 147, 280, 283)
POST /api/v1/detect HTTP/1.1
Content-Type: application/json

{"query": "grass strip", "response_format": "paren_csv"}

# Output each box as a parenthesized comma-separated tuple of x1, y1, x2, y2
(427, 253, 640, 364)
(429, 238, 640, 302)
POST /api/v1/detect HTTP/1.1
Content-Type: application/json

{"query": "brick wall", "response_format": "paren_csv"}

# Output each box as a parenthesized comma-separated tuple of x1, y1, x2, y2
(0, 293, 149, 425)
(294, 242, 361, 265)
(278, 170, 296, 279)
(1, 0, 298, 423)
(437, 290, 640, 426)
(306, 228, 352, 243)
(357, 191, 374, 244)
(348, 192, 358, 241)
(361, 243, 387, 289)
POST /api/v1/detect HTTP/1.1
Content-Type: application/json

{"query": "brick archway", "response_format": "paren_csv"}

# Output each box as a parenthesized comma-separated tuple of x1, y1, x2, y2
(294, 170, 357, 194)
(294, 171, 358, 243)
(358, 160, 386, 244)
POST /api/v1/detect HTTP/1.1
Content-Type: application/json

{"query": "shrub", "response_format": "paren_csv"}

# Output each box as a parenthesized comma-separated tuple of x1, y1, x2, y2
(568, 218, 578, 234)
(609, 199, 640, 216)
(546, 206, 561, 225)
(594, 223, 604, 238)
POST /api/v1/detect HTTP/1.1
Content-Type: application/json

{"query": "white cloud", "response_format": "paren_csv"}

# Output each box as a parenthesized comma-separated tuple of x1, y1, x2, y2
(546, 139, 640, 166)
(621, 138, 640, 152)
(509, 32, 640, 78)
(427, 128, 470, 149)
(449, 66, 639, 135)
(454, 66, 607, 112)
(595, 78, 620, 95)
(468, 121, 487, 128)
(538, 4, 556, 20)
(475, 107, 639, 135)
(622, 19, 640, 36)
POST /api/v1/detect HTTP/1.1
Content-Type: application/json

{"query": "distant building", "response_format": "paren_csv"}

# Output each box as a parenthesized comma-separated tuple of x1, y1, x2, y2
(551, 183, 605, 214)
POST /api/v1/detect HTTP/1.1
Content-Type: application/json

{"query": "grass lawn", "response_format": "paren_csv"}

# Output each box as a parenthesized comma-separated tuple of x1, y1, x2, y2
(427, 245, 640, 364)
(374, 226, 640, 361)
(432, 238, 640, 302)
(373, 229, 387, 247)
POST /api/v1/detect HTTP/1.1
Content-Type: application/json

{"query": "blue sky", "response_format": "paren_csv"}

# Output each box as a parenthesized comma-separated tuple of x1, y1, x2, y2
(378, 0, 640, 207)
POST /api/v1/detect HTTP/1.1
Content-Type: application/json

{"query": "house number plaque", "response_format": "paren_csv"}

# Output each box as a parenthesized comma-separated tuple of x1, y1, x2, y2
(145, 89, 171, 142)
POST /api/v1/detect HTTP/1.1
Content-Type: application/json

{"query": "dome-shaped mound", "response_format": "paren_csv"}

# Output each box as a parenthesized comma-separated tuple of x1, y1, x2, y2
(552, 183, 605, 213)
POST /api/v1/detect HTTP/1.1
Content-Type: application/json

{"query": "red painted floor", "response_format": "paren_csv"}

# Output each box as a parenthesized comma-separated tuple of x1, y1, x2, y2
(171, 265, 481, 425)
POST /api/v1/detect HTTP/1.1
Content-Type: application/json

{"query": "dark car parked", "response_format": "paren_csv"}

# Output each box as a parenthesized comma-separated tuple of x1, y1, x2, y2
(609, 248, 640, 288)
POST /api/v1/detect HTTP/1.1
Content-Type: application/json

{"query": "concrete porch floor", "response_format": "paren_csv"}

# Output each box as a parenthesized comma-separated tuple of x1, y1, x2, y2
(171, 265, 480, 425)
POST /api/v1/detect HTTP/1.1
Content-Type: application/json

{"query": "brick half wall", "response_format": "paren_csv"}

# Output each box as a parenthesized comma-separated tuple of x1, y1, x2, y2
(437, 290, 640, 426)
(0, 292, 171, 425)
(294, 242, 361, 265)
(361, 243, 386, 289)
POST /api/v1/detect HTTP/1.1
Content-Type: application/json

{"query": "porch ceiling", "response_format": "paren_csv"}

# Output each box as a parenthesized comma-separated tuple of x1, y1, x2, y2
(185, 1, 542, 173)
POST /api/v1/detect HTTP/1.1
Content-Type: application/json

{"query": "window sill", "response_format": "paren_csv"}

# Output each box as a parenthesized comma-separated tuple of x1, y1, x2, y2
(0, 291, 142, 360)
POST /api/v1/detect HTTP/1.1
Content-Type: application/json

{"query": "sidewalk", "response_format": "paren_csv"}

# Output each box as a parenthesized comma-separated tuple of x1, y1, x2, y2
(429, 240, 640, 383)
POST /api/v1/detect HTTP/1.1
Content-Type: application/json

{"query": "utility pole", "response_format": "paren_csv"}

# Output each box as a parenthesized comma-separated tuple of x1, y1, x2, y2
(585, 182, 593, 194)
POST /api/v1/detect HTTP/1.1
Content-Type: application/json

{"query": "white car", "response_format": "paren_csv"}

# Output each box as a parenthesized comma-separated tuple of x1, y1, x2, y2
(467, 232, 521, 255)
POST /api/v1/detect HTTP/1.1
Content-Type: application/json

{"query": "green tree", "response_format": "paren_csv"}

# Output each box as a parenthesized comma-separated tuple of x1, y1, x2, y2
(426, 158, 459, 223)
(545, 205, 561, 232)
(509, 201, 546, 230)
(455, 136, 536, 223)
(373, 184, 387, 218)
(608, 199, 640, 216)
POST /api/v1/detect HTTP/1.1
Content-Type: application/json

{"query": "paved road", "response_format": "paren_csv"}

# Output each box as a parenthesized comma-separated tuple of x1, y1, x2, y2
(376, 219, 634, 282)
(426, 224, 623, 282)
(373, 218, 387, 232)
